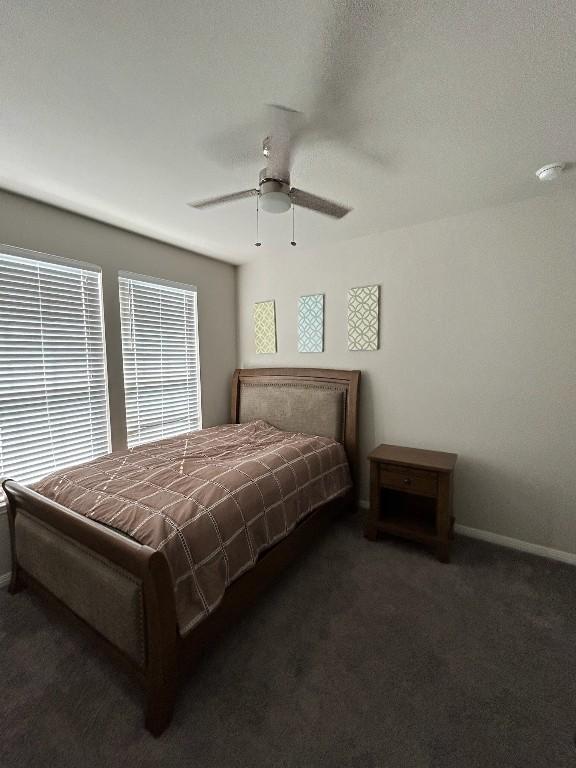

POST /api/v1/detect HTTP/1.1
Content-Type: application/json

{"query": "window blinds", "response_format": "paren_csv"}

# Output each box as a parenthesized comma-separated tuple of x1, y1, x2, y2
(118, 272, 201, 448)
(0, 247, 111, 487)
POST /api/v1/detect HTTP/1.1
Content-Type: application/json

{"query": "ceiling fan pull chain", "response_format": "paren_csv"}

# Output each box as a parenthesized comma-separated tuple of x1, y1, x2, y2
(291, 201, 296, 246)
(255, 194, 262, 247)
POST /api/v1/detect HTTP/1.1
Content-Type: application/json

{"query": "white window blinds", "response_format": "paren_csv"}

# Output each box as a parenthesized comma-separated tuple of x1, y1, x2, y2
(118, 272, 201, 448)
(0, 247, 111, 487)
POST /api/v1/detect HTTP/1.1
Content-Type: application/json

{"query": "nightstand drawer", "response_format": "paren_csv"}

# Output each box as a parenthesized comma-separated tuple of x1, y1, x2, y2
(379, 464, 437, 497)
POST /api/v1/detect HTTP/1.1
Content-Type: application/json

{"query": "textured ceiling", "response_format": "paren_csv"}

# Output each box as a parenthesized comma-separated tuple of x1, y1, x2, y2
(1, 0, 575, 264)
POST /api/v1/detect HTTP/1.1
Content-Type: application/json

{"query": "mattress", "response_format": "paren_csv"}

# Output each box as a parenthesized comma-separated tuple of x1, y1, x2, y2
(34, 420, 351, 634)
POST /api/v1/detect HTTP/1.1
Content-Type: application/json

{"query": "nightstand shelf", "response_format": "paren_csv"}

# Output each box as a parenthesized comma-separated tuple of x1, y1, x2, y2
(378, 491, 436, 539)
(365, 444, 457, 562)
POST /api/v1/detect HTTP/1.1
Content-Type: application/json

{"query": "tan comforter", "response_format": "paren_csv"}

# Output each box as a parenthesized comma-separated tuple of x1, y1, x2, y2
(34, 421, 351, 634)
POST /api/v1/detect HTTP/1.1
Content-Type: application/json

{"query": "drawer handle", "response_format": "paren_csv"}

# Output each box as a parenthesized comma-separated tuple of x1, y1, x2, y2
(403, 478, 411, 486)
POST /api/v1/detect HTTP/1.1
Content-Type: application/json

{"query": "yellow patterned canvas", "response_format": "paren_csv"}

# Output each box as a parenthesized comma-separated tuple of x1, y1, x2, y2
(253, 300, 277, 354)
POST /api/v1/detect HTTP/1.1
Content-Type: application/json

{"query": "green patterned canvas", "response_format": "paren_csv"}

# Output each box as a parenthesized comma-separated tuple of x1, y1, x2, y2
(253, 300, 277, 354)
(298, 294, 324, 353)
(347, 285, 379, 351)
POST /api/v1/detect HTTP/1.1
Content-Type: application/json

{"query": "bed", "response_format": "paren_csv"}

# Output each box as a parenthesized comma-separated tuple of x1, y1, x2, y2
(3, 367, 360, 735)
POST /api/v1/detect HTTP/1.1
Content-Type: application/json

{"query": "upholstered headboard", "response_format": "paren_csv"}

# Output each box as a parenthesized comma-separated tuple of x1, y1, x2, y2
(231, 368, 360, 480)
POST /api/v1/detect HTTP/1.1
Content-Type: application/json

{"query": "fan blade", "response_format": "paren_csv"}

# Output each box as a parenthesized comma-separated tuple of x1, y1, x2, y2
(291, 188, 351, 219)
(199, 104, 304, 170)
(187, 189, 258, 209)
(197, 4, 386, 171)
(291, 1, 387, 165)
(264, 104, 304, 180)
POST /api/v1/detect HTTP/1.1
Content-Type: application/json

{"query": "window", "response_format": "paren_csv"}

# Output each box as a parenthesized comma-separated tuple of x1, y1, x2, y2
(0, 246, 110, 487)
(118, 272, 201, 447)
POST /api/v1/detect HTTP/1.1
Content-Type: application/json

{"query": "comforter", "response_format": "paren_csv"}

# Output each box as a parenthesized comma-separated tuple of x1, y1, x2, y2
(34, 420, 351, 633)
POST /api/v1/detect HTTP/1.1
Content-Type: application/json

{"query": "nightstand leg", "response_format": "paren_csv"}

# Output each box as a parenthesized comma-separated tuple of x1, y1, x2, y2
(435, 474, 452, 563)
(364, 524, 378, 541)
(364, 461, 380, 540)
(436, 541, 450, 563)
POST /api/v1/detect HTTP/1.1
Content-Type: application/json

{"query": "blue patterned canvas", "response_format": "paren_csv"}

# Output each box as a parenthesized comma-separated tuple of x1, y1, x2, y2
(298, 294, 324, 353)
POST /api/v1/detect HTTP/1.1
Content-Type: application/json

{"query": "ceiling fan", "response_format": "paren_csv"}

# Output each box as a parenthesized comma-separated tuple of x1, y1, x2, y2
(187, 104, 352, 221)
(188, 0, 386, 245)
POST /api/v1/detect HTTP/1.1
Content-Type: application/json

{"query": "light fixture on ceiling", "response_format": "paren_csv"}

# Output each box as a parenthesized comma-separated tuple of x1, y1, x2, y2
(258, 180, 292, 213)
(535, 163, 565, 181)
(187, 104, 352, 248)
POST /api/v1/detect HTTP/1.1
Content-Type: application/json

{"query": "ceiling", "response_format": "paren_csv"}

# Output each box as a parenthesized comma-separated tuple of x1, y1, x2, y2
(2, 0, 575, 265)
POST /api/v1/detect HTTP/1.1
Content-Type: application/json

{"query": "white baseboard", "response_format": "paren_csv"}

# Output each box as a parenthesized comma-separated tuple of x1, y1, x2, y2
(454, 524, 576, 565)
(358, 499, 576, 566)
(0, 572, 11, 589)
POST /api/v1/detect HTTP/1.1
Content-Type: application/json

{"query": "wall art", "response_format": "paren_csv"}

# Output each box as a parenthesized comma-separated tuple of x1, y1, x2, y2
(298, 293, 324, 353)
(347, 285, 379, 351)
(253, 300, 277, 354)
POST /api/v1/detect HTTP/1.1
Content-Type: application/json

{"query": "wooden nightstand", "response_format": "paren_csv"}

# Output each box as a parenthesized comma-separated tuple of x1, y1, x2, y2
(365, 444, 458, 562)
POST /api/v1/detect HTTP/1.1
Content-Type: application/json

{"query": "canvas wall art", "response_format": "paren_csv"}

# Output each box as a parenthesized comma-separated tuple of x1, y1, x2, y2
(298, 293, 324, 353)
(347, 285, 379, 351)
(253, 300, 277, 354)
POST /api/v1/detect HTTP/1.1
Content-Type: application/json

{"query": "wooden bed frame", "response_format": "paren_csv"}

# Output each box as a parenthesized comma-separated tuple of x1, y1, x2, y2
(4, 367, 360, 736)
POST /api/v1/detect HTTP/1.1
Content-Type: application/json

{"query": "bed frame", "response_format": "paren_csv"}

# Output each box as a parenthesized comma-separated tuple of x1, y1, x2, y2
(4, 367, 360, 736)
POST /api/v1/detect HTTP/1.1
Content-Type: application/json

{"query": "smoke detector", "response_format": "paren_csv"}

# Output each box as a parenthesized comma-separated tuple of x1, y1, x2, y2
(535, 163, 565, 181)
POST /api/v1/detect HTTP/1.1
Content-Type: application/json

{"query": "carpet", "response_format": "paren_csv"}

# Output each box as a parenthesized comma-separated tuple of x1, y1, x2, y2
(1, 517, 575, 768)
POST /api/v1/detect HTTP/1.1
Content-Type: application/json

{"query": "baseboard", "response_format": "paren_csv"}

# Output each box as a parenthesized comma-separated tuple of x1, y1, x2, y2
(0, 572, 11, 589)
(454, 524, 576, 565)
(357, 500, 576, 566)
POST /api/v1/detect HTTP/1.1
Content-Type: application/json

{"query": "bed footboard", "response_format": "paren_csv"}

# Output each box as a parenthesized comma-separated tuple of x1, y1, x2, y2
(15, 509, 147, 664)
(3, 480, 179, 736)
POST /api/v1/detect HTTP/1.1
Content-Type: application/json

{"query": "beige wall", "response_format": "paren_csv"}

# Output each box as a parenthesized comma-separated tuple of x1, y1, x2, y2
(2, 188, 575, 577)
(238, 191, 576, 555)
(0, 189, 237, 579)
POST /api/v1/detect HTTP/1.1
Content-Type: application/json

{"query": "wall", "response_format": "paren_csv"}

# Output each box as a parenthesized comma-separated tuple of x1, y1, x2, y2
(238, 191, 576, 555)
(0, 189, 237, 581)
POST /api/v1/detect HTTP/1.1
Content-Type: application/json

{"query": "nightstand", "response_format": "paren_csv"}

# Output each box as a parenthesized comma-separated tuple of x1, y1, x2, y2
(364, 444, 458, 562)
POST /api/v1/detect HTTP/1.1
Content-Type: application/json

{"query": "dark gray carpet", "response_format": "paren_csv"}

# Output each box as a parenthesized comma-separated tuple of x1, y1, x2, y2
(1, 517, 576, 768)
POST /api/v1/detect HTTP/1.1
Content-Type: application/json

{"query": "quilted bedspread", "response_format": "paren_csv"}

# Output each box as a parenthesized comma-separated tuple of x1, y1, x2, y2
(34, 420, 351, 634)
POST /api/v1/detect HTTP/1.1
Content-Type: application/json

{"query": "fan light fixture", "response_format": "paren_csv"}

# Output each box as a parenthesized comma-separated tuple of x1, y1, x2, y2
(535, 163, 565, 181)
(260, 190, 291, 213)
